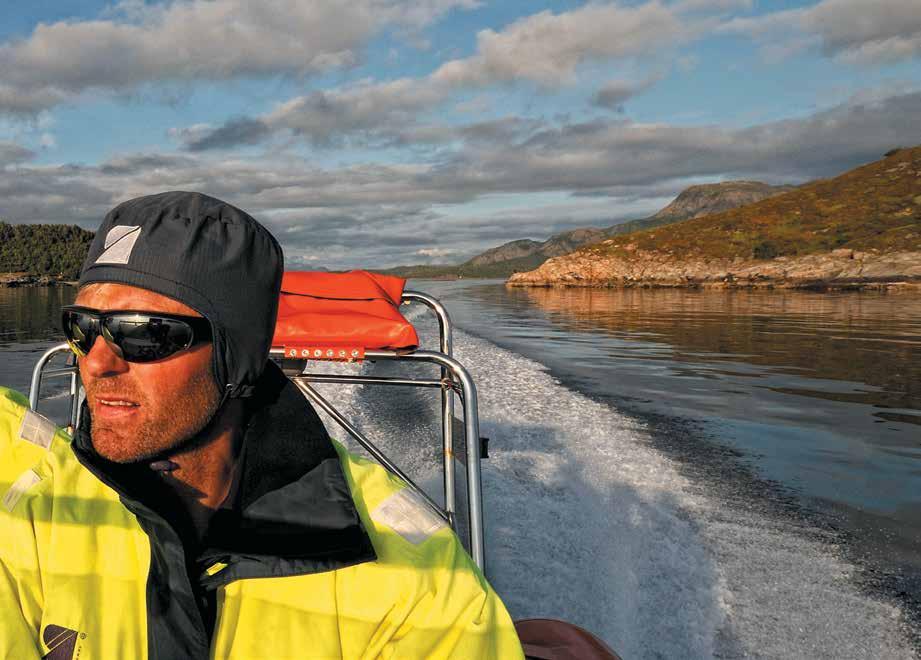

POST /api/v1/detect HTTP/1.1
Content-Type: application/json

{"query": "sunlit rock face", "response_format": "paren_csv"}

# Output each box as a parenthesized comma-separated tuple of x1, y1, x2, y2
(507, 249, 921, 289)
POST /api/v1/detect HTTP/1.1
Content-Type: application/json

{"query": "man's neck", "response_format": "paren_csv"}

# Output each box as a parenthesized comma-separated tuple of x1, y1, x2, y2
(158, 400, 246, 538)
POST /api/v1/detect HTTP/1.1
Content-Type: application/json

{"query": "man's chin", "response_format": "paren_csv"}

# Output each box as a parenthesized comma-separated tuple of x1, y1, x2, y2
(90, 425, 163, 464)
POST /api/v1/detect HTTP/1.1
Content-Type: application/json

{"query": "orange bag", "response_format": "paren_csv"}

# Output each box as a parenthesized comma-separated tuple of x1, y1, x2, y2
(272, 270, 419, 360)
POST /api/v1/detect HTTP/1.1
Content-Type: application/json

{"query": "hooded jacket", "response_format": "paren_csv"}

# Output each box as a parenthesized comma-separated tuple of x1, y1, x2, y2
(0, 372, 523, 659)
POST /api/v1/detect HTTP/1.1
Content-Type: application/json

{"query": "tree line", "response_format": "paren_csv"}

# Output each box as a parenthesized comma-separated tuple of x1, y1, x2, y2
(0, 222, 95, 279)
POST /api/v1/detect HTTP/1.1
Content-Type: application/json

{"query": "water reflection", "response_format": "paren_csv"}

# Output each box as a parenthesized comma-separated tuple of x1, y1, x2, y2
(496, 286, 921, 413)
(0, 286, 76, 346)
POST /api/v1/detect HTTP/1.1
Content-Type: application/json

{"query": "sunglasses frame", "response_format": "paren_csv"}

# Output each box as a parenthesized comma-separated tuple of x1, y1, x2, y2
(61, 304, 213, 363)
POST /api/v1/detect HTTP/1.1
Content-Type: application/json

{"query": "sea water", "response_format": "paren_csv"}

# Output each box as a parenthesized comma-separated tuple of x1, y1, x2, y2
(2, 283, 919, 658)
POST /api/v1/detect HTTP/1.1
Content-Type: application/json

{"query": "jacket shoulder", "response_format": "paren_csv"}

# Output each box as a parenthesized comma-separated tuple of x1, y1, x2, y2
(330, 440, 524, 659)
(332, 440, 460, 559)
(0, 388, 72, 490)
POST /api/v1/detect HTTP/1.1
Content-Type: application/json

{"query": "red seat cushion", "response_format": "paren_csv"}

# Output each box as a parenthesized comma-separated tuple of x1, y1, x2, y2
(272, 271, 419, 358)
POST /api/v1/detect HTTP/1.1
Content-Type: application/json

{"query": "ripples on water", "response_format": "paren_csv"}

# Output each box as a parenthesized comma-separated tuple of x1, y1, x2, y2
(414, 281, 921, 580)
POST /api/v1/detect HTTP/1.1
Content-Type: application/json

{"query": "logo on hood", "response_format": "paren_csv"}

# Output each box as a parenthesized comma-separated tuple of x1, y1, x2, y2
(96, 225, 142, 265)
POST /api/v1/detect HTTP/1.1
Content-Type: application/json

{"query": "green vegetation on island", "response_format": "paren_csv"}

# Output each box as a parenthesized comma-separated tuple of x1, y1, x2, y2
(1, 223, 95, 281)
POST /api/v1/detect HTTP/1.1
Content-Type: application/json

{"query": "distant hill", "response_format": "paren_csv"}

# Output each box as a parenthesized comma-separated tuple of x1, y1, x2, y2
(384, 180, 792, 279)
(605, 181, 796, 239)
(508, 146, 921, 288)
(646, 181, 797, 224)
(0, 223, 94, 280)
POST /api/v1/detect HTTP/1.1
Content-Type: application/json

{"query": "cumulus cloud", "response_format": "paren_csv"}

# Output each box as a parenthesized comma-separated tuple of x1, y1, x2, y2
(0, 141, 35, 165)
(806, 0, 921, 63)
(671, 0, 753, 12)
(721, 0, 921, 64)
(176, 118, 272, 152)
(592, 75, 664, 112)
(431, 3, 692, 87)
(265, 79, 447, 147)
(178, 1, 703, 151)
(3, 90, 917, 266)
(177, 78, 449, 150)
(0, 0, 476, 114)
(414, 247, 456, 260)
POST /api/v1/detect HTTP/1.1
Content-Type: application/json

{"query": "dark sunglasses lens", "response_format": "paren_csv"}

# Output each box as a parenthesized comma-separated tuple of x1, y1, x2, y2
(62, 310, 96, 355)
(102, 315, 195, 363)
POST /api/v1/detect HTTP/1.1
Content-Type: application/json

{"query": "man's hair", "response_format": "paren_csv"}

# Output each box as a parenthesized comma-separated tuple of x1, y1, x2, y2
(79, 191, 284, 397)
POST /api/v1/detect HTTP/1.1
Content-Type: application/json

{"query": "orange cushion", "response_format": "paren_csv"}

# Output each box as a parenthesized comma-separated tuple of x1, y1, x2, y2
(272, 270, 419, 356)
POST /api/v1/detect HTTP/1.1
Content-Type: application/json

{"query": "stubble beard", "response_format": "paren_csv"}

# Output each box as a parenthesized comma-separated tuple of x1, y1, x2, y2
(88, 370, 222, 464)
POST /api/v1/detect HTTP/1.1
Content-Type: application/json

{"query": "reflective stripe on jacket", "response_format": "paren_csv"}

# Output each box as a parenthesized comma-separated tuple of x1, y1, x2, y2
(0, 384, 523, 659)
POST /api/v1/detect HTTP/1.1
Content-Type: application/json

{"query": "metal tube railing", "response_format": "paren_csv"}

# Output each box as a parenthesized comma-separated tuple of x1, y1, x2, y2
(279, 344, 486, 569)
(290, 377, 449, 523)
(360, 349, 484, 570)
(29, 343, 77, 412)
(292, 373, 446, 389)
(402, 291, 458, 528)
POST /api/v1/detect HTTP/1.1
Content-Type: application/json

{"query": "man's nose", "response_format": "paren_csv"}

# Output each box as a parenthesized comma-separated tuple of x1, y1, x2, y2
(79, 336, 129, 377)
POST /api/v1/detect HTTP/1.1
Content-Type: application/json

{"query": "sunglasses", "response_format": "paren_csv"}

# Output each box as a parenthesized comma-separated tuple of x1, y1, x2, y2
(61, 305, 213, 363)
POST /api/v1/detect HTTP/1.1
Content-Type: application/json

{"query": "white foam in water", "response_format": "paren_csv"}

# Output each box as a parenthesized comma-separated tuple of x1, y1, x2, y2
(306, 312, 914, 659)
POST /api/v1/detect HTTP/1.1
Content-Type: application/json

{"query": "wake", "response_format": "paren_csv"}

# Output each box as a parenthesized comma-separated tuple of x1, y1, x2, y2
(307, 313, 914, 659)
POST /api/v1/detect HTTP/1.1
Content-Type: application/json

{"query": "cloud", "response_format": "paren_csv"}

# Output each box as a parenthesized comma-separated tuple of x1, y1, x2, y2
(806, 0, 921, 63)
(0, 0, 476, 114)
(177, 1, 704, 151)
(671, 0, 753, 12)
(415, 247, 455, 257)
(721, 0, 921, 64)
(178, 118, 272, 152)
(0, 141, 35, 164)
(592, 75, 663, 112)
(179, 78, 448, 150)
(2, 90, 917, 266)
(263, 79, 448, 147)
(431, 3, 692, 87)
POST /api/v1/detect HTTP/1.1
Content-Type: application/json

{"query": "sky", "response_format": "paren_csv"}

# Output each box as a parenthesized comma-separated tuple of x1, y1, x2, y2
(1, 0, 920, 269)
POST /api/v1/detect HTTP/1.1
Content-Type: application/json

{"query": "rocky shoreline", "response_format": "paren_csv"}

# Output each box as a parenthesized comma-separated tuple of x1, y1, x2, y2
(0, 273, 77, 288)
(507, 248, 921, 290)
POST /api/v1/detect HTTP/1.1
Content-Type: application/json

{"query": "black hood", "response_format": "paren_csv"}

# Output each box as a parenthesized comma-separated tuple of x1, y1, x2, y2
(79, 191, 284, 398)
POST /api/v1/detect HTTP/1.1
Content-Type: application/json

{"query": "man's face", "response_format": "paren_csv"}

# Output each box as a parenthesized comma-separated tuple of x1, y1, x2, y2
(74, 283, 221, 463)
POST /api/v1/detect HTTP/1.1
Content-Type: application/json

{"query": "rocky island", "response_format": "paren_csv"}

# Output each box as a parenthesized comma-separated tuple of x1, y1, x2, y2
(0, 223, 93, 286)
(509, 147, 921, 290)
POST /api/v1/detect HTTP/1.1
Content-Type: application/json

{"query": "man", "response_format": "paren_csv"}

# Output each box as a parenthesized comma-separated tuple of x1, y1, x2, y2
(0, 192, 523, 659)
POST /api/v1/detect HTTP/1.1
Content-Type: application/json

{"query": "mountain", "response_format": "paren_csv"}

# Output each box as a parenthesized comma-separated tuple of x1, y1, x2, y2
(384, 180, 792, 279)
(604, 181, 796, 239)
(465, 239, 543, 266)
(647, 181, 797, 224)
(508, 146, 921, 289)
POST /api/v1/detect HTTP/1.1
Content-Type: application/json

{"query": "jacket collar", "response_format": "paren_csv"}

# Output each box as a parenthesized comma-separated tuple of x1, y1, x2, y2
(72, 361, 376, 585)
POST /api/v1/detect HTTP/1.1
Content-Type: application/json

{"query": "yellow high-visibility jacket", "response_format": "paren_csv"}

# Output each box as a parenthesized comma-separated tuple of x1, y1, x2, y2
(0, 374, 523, 659)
